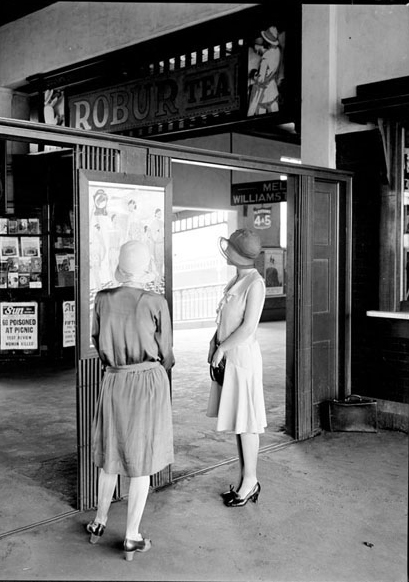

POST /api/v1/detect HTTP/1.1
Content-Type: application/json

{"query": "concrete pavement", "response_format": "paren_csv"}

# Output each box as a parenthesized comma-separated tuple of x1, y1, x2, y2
(0, 430, 407, 582)
(0, 322, 290, 536)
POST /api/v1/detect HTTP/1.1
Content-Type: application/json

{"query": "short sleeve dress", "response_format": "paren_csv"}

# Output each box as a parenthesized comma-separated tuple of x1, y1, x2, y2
(206, 269, 267, 434)
(91, 286, 174, 477)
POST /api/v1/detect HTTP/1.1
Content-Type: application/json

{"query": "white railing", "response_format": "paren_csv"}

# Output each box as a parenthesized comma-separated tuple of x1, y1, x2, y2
(173, 283, 225, 321)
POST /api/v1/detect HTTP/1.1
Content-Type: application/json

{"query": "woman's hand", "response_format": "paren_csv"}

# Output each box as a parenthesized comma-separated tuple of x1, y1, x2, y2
(207, 335, 217, 363)
(211, 346, 225, 368)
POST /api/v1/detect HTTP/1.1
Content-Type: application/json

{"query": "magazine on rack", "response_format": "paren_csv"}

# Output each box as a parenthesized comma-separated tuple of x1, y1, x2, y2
(30, 273, 42, 288)
(31, 257, 42, 272)
(28, 218, 40, 234)
(19, 257, 32, 273)
(17, 219, 29, 234)
(18, 273, 30, 288)
(0, 260, 7, 288)
(8, 272, 18, 288)
(20, 237, 40, 258)
(7, 220, 17, 234)
(6, 257, 19, 272)
(0, 237, 19, 258)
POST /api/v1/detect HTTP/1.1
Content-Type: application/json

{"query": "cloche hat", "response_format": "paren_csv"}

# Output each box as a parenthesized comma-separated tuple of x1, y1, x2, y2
(93, 189, 108, 208)
(115, 240, 155, 285)
(218, 228, 261, 269)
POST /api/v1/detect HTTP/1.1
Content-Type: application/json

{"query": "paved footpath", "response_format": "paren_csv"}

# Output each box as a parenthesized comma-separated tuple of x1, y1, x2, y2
(0, 430, 407, 582)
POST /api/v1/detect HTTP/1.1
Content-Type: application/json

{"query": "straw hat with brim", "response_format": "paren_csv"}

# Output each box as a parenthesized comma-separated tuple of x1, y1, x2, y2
(115, 240, 155, 286)
(218, 229, 261, 269)
(261, 26, 279, 47)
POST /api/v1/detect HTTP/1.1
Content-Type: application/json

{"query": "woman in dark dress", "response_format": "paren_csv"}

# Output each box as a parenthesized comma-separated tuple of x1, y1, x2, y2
(86, 240, 174, 561)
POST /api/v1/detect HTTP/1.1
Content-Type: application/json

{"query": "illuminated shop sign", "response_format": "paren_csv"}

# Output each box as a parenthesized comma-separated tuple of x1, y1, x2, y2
(231, 180, 287, 206)
(68, 56, 240, 133)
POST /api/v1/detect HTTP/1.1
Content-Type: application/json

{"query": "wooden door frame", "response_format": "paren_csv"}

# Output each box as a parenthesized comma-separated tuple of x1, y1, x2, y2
(286, 174, 352, 440)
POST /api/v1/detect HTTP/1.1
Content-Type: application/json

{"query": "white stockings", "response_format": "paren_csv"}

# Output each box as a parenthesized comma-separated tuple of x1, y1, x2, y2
(95, 468, 150, 541)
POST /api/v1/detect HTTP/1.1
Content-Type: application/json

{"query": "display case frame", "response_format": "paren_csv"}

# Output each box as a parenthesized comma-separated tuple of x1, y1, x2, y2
(77, 170, 172, 359)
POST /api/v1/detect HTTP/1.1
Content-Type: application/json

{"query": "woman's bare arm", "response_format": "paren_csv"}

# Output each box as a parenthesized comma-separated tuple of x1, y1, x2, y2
(211, 280, 264, 367)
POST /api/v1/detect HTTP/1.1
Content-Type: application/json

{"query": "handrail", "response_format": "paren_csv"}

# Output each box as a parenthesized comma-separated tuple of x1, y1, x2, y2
(173, 283, 224, 321)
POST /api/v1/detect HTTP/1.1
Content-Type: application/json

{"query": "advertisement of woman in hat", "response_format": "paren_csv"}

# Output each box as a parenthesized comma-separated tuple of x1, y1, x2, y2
(207, 229, 267, 507)
(247, 26, 283, 116)
(89, 189, 112, 289)
(86, 240, 174, 560)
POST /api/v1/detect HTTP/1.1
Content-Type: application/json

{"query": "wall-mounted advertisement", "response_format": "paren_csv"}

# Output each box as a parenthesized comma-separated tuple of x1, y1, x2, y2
(247, 25, 285, 117)
(255, 247, 286, 296)
(69, 56, 240, 134)
(264, 247, 285, 296)
(0, 302, 38, 350)
(44, 89, 65, 126)
(78, 170, 172, 358)
(63, 300, 75, 348)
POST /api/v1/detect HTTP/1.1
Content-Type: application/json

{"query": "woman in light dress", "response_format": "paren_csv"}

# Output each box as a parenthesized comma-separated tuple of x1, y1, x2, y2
(207, 229, 266, 507)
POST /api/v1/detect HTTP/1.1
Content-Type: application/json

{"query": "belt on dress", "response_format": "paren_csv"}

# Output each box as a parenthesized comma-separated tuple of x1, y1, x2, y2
(105, 361, 160, 373)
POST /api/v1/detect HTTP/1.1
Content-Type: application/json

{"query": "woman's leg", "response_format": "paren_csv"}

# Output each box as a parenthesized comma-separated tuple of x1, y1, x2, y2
(235, 435, 244, 489)
(236, 433, 259, 497)
(125, 475, 150, 541)
(95, 468, 118, 525)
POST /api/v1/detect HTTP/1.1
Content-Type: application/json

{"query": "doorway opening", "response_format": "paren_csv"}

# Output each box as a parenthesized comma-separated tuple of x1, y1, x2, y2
(170, 160, 292, 480)
(0, 141, 77, 536)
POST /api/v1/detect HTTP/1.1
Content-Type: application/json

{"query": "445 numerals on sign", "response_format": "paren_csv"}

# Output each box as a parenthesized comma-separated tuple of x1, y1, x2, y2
(253, 207, 272, 230)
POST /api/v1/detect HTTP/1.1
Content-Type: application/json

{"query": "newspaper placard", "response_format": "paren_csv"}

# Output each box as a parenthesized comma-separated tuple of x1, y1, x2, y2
(0, 302, 38, 350)
(63, 300, 75, 347)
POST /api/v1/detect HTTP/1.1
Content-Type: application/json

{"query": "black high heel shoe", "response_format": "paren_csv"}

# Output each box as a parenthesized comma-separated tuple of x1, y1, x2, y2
(224, 482, 261, 507)
(221, 478, 243, 501)
(86, 520, 106, 544)
(220, 484, 237, 502)
(123, 538, 152, 561)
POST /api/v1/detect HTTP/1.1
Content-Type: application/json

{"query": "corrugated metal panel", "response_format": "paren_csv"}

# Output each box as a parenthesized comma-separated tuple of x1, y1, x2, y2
(76, 144, 120, 509)
(146, 152, 173, 489)
(77, 144, 120, 172)
(77, 358, 103, 510)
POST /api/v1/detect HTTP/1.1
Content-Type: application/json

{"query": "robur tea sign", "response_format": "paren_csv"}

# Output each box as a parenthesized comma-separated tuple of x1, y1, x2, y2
(69, 57, 240, 133)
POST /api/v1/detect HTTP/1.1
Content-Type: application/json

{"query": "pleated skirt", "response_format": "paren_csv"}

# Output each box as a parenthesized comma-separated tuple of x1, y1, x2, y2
(206, 340, 267, 434)
(91, 362, 174, 477)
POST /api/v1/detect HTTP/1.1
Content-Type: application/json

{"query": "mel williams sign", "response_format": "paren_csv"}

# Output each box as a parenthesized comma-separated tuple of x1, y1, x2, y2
(68, 56, 240, 133)
(231, 180, 287, 206)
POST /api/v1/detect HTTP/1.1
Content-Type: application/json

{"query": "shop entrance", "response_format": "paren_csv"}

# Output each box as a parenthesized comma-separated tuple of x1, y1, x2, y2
(0, 118, 352, 531)
(0, 143, 77, 536)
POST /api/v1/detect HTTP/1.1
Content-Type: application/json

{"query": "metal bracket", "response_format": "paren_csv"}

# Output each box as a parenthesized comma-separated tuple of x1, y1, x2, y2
(377, 117, 391, 185)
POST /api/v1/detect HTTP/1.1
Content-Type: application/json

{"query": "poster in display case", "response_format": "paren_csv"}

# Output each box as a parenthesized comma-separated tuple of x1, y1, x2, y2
(255, 247, 286, 296)
(78, 170, 172, 358)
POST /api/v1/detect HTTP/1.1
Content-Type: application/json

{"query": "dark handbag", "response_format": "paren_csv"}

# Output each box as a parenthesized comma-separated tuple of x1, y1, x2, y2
(209, 338, 226, 385)
(210, 358, 226, 386)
